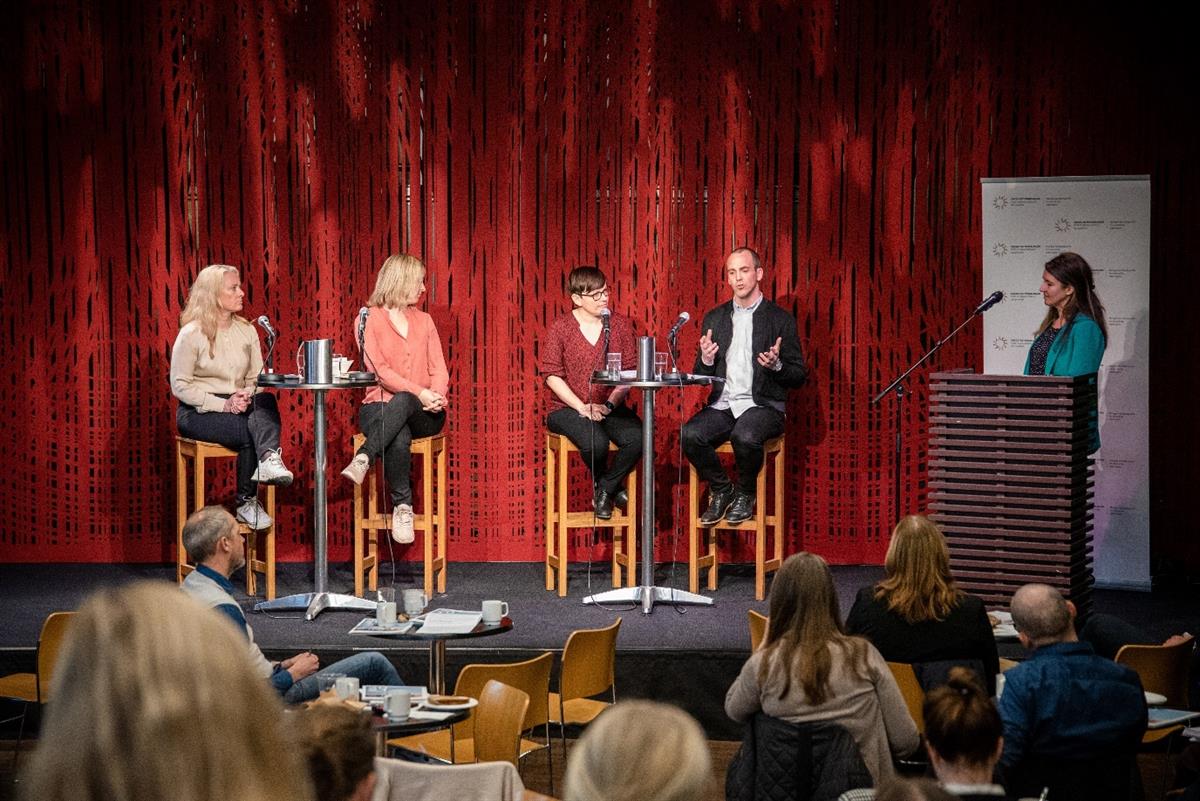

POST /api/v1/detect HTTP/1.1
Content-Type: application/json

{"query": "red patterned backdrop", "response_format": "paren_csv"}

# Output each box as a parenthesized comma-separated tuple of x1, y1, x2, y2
(1, 1, 1196, 569)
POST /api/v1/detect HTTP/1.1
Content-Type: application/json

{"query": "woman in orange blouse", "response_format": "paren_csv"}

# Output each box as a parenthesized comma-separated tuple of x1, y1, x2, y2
(341, 254, 449, 544)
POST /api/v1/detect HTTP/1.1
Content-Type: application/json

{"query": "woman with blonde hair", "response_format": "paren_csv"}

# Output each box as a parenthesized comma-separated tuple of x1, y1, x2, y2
(846, 515, 998, 692)
(171, 264, 292, 531)
(726, 552, 919, 783)
(565, 700, 711, 801)
(19, 581, 313, 801)
(340, 254, 449, 543)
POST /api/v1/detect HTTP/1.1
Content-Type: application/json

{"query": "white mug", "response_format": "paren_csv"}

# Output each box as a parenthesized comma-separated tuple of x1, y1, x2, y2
(376, 600, 398, 626)
(481, 600, 509, 624)
(334, 676, 360, 700)
(402, 589, 428, 616)
(385, 690, 411, 720)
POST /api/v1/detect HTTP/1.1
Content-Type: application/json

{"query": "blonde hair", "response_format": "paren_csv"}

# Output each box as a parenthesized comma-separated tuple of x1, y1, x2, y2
(20, 582, 313, 801)
(180, 264, 242, 357)
(875, 515, 963, 624)
(760, 552, 869, 705)
(367, 254, 426, 309)
(565, 701, 711, 801)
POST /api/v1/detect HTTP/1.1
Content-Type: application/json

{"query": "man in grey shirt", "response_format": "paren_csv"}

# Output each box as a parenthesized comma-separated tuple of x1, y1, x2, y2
(683, 247, 807, 524)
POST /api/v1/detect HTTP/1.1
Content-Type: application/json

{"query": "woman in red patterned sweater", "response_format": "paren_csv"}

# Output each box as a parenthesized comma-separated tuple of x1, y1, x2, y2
(539, 266, 643, 519)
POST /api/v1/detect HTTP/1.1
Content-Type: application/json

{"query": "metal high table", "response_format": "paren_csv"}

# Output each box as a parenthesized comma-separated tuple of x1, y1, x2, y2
(254, 375, 378, 619)
(583, 372, 721, 614)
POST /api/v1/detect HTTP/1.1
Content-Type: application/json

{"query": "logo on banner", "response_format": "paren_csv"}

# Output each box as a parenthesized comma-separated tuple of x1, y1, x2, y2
(993, 195, 1008, 209)
(1055, 217, 1070, 232)
(992, 336, 1010, 351)
(992, 243, 1009, 257)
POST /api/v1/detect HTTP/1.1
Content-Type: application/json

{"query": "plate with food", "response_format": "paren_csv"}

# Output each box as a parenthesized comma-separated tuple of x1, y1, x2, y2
(422, 694, 478, 712)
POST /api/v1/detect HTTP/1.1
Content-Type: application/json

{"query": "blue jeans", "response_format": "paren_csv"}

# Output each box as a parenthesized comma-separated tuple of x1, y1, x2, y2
(283, 652, 403, 704)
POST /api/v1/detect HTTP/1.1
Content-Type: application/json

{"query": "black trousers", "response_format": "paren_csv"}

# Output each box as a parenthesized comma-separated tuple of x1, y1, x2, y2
(681, 405, 784, 495)
(547, 405, 643, 494)
(176, 393, 283, 503)
(358, 393, 446, 506)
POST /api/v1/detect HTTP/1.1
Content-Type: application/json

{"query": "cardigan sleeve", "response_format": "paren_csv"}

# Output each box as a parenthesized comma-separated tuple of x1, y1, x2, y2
(725, 651, 766, 723)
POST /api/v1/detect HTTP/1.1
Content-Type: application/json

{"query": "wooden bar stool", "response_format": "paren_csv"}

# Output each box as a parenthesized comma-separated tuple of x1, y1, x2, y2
(175, 436, 276, 599)
(687, 435, 786, 600)
(544, 433, 637, 597)
(351, 432, 448, 598)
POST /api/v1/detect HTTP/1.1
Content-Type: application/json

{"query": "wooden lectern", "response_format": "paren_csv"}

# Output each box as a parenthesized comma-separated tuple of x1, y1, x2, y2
(928, 371, 1097, 616)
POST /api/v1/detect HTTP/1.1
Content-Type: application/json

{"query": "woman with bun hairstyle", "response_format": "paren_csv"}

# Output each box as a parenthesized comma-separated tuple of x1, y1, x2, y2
(921, 667, 1010, 800)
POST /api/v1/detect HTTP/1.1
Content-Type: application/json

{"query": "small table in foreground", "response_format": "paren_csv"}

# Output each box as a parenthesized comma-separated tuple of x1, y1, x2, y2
(369, 616, 514, 694)
(370, 708, 471, 757)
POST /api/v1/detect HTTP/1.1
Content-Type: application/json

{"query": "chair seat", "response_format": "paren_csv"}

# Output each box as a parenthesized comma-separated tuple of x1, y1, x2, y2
(387, 730, 544, 764)
(1142, 725, 1182, 746)
(0, 673, 36, 703)
(548, 693, 610, 726)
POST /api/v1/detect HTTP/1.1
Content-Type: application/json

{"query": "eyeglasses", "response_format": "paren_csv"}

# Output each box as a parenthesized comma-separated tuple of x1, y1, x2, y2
(578, 287, 610, 301)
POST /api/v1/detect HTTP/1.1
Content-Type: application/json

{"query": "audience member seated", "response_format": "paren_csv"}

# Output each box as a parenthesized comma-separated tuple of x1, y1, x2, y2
(845, 515, 999, 693)
(871, 779, 957, 801)
(564, 700, 711, 801)
(923, 667, 1010, 800)
(180, 505, 403, 702)
(294, 705, 377, 801)
(726, 552, 920, 784)
(19, 581, 312, 801)
(998, 583, 1148, 800)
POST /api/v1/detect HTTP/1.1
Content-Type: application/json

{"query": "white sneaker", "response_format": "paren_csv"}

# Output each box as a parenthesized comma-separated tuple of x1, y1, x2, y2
(251, 450, 294, 486)
(341, 453, 370, 485)
(236, 499, 273, 530)
(392, 504, 414, 544)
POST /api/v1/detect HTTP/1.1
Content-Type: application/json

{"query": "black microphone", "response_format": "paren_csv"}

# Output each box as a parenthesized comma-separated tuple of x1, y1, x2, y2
(356, 306, 369, 349)
(974, 291, 1004, 315)
(255, 315, 278, 339)
(666, 311, 691, 339)
(600, 307, 611, 333)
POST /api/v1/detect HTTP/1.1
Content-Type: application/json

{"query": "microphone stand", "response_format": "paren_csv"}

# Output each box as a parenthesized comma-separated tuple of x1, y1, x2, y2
(871, 304, 990, 524)
(263, 333, 277, 374)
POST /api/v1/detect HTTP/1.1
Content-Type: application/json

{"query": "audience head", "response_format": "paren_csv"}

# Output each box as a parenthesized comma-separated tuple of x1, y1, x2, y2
(20, 581, 311, 801)
(873, 778, 958, 801)
(294, 705, 377, 801)
(922, 667, 1003, 782)
(564, 700, 710, 801)
(876, 515, 962, 624)
(369, 253, 427, 308)
(181, 504, 244, 571)
(762, 552, 867, 704)
(1011, 582, 1076, 648)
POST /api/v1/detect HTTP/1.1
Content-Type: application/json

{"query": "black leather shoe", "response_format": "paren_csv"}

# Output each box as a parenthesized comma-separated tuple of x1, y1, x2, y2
(725, 491, 756, 524)
(614, 489, 629, 510)
(594, 488, 615, 520)
(699, 486, 736, 526)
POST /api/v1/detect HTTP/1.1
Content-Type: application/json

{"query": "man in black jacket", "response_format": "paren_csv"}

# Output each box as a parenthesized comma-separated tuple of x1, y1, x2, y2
(684, 247, 807, 524)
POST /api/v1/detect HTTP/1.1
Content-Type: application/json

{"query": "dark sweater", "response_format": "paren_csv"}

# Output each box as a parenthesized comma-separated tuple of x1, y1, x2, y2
(845, 585, 1000, 693)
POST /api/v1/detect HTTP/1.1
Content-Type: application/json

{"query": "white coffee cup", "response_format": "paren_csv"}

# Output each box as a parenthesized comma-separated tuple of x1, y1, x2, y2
(376, 600, 398, 626)
(334, 676, 360, 700)
(385, 690, 411, 720)
(333, 355, 353, 377)
(402, 589, 428, 616)
(481, 600, 508, 624)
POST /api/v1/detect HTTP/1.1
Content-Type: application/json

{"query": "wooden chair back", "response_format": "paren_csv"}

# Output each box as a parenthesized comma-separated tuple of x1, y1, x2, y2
(1115, 634, 1195, 707)
(37, 612, 76, 703)
(748, 610, 768, 652)
(453, 652, 553, 737)
(560, 619, 620, 703)
(473, 680, 530, 767)
(886, 661, 925, 733)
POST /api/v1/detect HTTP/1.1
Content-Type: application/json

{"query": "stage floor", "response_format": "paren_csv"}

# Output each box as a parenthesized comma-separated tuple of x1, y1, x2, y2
(3, 561, 1197, 737)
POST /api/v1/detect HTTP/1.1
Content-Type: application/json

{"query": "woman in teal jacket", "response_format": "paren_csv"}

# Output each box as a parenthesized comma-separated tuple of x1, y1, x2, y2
(1024, 252, 1107, 452)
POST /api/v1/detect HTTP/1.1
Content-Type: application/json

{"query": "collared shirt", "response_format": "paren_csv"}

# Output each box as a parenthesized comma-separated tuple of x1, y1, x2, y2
(713, 294, 764, 418)
(998, 641, 1146, 769)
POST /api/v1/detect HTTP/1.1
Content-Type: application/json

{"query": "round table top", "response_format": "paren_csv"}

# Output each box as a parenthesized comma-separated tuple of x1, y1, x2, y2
(257, 374, 377, 390)
(589, 371, 723, 388)
(368, 616, 514, 643)
(370, 706, 471, 737)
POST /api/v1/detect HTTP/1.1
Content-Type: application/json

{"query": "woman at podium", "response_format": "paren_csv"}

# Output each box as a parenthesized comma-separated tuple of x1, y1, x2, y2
(340, 254, 449, 545)
(1024, 252, 1107, 452)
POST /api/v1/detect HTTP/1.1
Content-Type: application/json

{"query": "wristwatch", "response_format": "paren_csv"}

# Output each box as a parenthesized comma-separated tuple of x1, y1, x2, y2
(603, 399, 616, 412)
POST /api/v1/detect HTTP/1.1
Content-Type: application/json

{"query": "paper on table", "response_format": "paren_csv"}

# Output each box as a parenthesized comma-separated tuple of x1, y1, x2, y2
(417, 609, 483, 635)
(409, 709, 457, 721)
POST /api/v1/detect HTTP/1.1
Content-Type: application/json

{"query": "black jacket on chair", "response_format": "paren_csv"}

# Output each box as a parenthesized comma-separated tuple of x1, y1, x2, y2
(725, 713, 873, 801)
